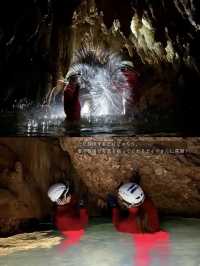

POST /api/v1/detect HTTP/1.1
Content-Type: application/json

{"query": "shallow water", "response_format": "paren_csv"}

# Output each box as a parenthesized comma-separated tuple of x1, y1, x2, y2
(0, 217, 200, 266)
(0, 104, 178, 136)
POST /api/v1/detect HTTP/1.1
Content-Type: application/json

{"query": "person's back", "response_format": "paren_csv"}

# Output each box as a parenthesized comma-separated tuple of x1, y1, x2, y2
(54, 194, 88, 231)
(112, 205, 141, 233)
(47, 182, 88, 252)
(139, 197, 160, 233)
(108, 183, 160, 234)
(64, 79, 81, 122)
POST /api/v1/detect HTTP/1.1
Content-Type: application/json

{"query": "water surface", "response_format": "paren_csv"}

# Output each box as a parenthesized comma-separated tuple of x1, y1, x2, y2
(0, 217, 199, 266)
(0, 104, 178, 136)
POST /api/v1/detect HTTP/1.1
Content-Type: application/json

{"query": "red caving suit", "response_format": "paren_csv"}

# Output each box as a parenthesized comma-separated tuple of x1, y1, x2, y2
(122, 69, 140, 103)
(112, 197, 169, 266)
(54, 195, 88, 232)
(54, 195, 88, 252)
(112, 198, 160, 234)
(64, 82, 81, 122)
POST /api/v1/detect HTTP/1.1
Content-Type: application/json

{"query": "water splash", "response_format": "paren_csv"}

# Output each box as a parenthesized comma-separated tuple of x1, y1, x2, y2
(0, 47, 177, 135)
(66, 47, 134, 118)
(3, 99, 66, 136)
(25, 104, 66, 135)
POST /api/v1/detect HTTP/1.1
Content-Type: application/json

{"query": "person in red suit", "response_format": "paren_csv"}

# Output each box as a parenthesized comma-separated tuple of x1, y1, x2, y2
(107, 182, 160, 233)
(63, 59, 140, 121)
(107, 183, 170, 266)
(120, 61, 140, 104)
(63, 75, 81, 122)
(48, 182, 88, 252)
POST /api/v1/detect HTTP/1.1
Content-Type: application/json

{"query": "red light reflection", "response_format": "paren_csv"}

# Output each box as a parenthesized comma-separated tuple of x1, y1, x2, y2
(133, 231, 170, 266)
(58, 229, 85, 253)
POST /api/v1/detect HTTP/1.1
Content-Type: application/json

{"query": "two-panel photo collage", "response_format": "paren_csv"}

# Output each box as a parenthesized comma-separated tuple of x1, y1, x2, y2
(0, 1, 200, 266)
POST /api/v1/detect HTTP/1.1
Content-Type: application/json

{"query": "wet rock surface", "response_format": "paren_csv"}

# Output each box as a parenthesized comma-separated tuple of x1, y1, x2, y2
(0, 230, 61, 256)
(60, 137, 200, 217)
(0, 137, 200, 235)
(0, 138, 70, 235)
(0, 0, 200, 133)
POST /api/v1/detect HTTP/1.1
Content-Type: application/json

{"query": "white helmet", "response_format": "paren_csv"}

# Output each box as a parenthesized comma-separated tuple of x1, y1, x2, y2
(121, 60, 134, 68)
(118, 183, 145, 207)
(47, 183, 69, 203)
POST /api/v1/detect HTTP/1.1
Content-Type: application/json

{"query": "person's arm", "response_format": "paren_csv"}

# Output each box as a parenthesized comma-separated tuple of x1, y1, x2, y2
(79, 208, 88, 226)
(123, 69, 140, 102)
(64, 82, 81, 121)
(112, 207, 122, 227)
(64, 83, 77, 101)
(78, 197, 89, 227)
(107, 194, 121, 228)
(141, 198, 160, 232)
(123, 69, 139, 88)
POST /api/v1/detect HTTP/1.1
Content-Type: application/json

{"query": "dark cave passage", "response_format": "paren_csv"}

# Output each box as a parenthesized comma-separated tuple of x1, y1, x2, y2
(0, 0, 200, 135)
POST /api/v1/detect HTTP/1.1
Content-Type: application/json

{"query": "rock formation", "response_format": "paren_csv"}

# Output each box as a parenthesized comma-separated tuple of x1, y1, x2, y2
(0, 0, 200, 132)
(0, 138, 70, 235)
(0, 137, 200, 235)
(60, 137, 200, 217)
(0, 231, 61, 256)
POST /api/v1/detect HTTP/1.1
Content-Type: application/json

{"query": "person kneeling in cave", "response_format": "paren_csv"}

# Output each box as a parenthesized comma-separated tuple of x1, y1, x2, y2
(107, 183, 170, 266)
(107, 182, 160, 234)
(48, 182, 88, 251)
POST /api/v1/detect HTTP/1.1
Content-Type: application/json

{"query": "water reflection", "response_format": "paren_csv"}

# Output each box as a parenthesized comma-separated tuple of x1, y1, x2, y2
(58, 229, 85, 253)
(0, 219, 199, 266)
(0, 102, 177, 136)
(133, 231, 170, 266)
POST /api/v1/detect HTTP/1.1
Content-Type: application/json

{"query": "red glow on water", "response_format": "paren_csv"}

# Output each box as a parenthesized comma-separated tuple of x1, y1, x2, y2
(58, 229, 85, 253)
(132, 231, 170, 266)
(55, 203, 88, 253)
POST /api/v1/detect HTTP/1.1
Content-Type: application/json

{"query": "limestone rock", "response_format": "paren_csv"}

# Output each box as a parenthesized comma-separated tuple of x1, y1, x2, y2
(0, 138, 70, 235)
(0, 137, 200, 235)
(60, 137, 200, 217)
(0, 231, 62, 256)
(1, 1, 200, 132)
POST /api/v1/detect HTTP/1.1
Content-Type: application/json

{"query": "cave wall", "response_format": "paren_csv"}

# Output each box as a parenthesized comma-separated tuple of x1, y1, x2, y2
(1, 0, 200, 133)
(60, 137, 200, 217)
(0, 1, 52, 106)
(0, 137, 200, 235)
(0, 138, 70, 235)
(0, 0, 80, 106)
(65, 0, 200, 132)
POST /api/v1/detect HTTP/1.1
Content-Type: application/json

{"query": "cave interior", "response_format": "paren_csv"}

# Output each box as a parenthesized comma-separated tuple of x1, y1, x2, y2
(0, 0, 200, 134)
